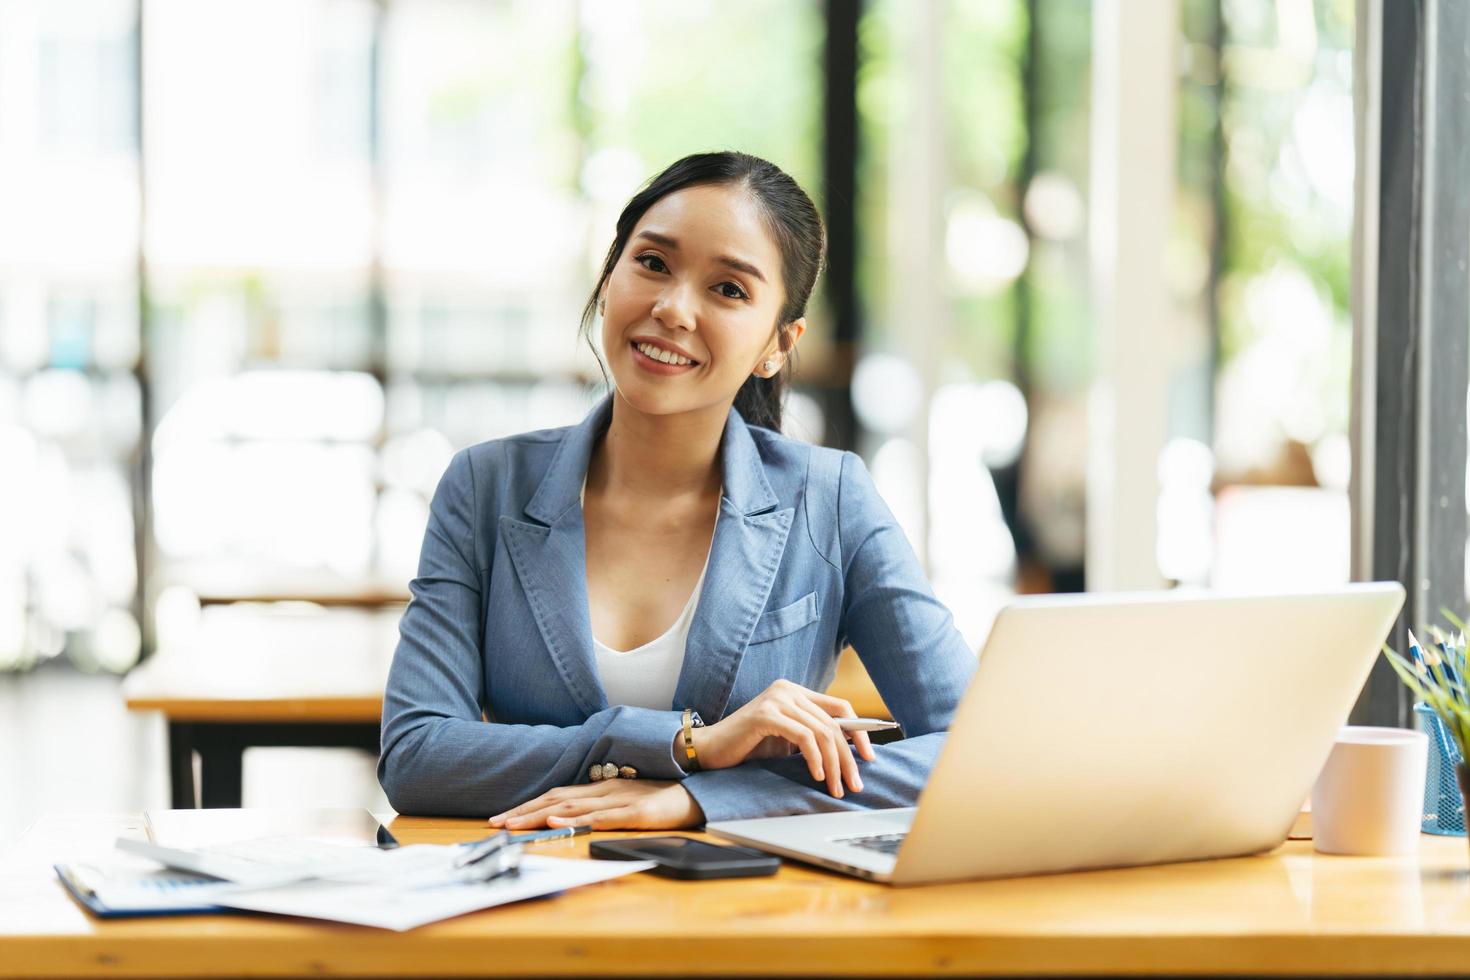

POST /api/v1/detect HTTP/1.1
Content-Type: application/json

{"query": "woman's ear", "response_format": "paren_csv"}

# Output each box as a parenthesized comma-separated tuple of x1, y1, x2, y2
(758, 318, 807, 376)
(772, 318, 807, 361)
(781, 318, 807, 353)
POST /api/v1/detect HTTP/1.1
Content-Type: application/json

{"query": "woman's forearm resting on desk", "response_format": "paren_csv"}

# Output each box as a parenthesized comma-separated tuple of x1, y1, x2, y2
(486, 679, 883, 830)
(382, 695, 947, 831)
(486, 728, 947, 829)
(377, 702, 691, 817)
(486, 731, 947, 830)
(381, 675, 885, 823)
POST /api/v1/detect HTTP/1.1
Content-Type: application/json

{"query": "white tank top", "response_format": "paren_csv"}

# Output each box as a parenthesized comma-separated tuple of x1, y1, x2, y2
(582, 477, 717, 711)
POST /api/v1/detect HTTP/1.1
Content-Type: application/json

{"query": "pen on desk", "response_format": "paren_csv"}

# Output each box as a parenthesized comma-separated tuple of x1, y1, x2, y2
(485, 825, 591, 843)
(837, 717, 900, 733)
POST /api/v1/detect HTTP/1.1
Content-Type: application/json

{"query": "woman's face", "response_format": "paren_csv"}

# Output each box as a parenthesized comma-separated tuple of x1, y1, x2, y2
(599, 183, 803, 418)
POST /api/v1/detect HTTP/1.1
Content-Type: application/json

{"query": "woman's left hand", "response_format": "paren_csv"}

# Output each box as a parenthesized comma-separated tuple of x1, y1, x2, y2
(488, 780, 704, 831)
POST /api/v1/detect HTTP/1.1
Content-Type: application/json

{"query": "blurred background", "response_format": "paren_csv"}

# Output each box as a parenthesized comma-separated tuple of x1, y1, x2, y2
(1, 0, 1366, 835)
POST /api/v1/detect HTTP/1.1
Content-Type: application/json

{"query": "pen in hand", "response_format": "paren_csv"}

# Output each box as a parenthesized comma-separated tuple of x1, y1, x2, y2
(837, 717, 899, 733)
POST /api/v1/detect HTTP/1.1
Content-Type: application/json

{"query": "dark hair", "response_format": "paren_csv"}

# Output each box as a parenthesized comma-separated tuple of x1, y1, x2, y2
(578, 151, 827, 432)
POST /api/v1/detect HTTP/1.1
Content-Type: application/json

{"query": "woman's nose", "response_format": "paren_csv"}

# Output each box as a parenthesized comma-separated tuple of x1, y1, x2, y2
(651, 281, 697, 331)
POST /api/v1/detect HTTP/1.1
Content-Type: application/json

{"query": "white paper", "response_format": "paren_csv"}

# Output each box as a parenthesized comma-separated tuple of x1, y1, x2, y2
(116, 836, 510, 889)
(213, 855, 656, 931)
(115, 837, 330, 888)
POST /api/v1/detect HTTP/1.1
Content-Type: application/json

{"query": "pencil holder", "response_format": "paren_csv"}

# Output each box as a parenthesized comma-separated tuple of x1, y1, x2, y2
(1414, 701, 1466, 836)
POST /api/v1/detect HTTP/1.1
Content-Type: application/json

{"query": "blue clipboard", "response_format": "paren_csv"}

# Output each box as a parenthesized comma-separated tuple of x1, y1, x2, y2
(54, 864, 231, 919)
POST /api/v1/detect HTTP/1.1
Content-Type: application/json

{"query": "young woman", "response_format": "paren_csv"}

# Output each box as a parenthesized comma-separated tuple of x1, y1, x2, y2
(378, 151, 975, 830)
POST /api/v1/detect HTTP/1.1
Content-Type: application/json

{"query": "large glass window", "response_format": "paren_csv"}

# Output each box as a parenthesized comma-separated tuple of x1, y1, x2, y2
(0, 0, 142, 672)
(1168, 0, 1355, 590)
(856, 0, 1090, 647)
(144, 0, 381, 600)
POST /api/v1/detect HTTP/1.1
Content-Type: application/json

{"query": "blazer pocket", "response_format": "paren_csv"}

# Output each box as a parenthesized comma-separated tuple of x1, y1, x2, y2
(748, 591, 819, 644)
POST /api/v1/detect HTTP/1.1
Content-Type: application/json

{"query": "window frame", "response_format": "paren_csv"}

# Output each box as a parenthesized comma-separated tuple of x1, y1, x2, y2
(1350, 0, 1470, 726)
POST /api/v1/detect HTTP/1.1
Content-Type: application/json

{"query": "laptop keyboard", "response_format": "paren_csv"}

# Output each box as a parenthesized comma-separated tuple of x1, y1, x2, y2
(835, 831, 907, 856)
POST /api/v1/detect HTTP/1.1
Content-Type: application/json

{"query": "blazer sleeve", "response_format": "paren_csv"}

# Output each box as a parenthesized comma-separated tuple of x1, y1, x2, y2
(681, 450, 977, 823)
(377, 449, 689, 818)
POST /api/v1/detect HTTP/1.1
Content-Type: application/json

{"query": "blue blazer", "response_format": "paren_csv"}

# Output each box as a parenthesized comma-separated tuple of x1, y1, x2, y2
(378, 393, 977, 822)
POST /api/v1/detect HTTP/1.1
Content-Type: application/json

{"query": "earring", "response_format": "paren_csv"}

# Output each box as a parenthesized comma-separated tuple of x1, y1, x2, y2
(762, 359, 776, 374)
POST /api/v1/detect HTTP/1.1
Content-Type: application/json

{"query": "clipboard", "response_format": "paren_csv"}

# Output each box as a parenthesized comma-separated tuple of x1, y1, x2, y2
(54, 863, 232, 919)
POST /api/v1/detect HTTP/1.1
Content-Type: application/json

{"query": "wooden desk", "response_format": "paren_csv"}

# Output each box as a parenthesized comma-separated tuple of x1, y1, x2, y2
(125, 695, 383, 810)
(5, 811, 1470, 977)
(195, 590, 408, 608)
(164, 564, 412, 609)
(124, 607, 397, 808)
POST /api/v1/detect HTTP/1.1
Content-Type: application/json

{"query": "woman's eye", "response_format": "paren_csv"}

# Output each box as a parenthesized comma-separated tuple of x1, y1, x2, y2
(634, 253, 745, 301)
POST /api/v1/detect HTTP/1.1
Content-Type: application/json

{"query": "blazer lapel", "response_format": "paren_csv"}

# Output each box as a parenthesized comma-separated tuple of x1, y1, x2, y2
(674, 408, 794, 721)
(501, 395, 614, 718)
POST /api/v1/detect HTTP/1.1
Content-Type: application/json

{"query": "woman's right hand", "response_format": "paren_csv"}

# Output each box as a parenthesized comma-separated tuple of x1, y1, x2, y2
(691, 679, 877, 798)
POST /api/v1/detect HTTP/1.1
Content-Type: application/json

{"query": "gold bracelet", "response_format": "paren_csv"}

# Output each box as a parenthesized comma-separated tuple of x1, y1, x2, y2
(682, 707, 701, 771)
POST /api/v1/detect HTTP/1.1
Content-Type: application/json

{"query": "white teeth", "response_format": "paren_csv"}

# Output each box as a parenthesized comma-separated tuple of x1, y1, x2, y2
(636, 342, 693, 366)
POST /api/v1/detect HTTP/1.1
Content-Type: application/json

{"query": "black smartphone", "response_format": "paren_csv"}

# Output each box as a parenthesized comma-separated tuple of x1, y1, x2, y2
(589, 836, 781, 880)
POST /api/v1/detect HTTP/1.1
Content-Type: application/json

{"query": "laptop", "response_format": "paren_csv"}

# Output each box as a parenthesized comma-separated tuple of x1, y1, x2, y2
(707, 583, 1405, 886)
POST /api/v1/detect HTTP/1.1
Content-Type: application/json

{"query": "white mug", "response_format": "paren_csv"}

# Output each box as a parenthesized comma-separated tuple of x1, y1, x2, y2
(1311, 726, 1428, 856)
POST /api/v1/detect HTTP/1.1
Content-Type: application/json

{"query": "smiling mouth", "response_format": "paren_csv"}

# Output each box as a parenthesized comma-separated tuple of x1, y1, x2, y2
(630, 341, 700, 367)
